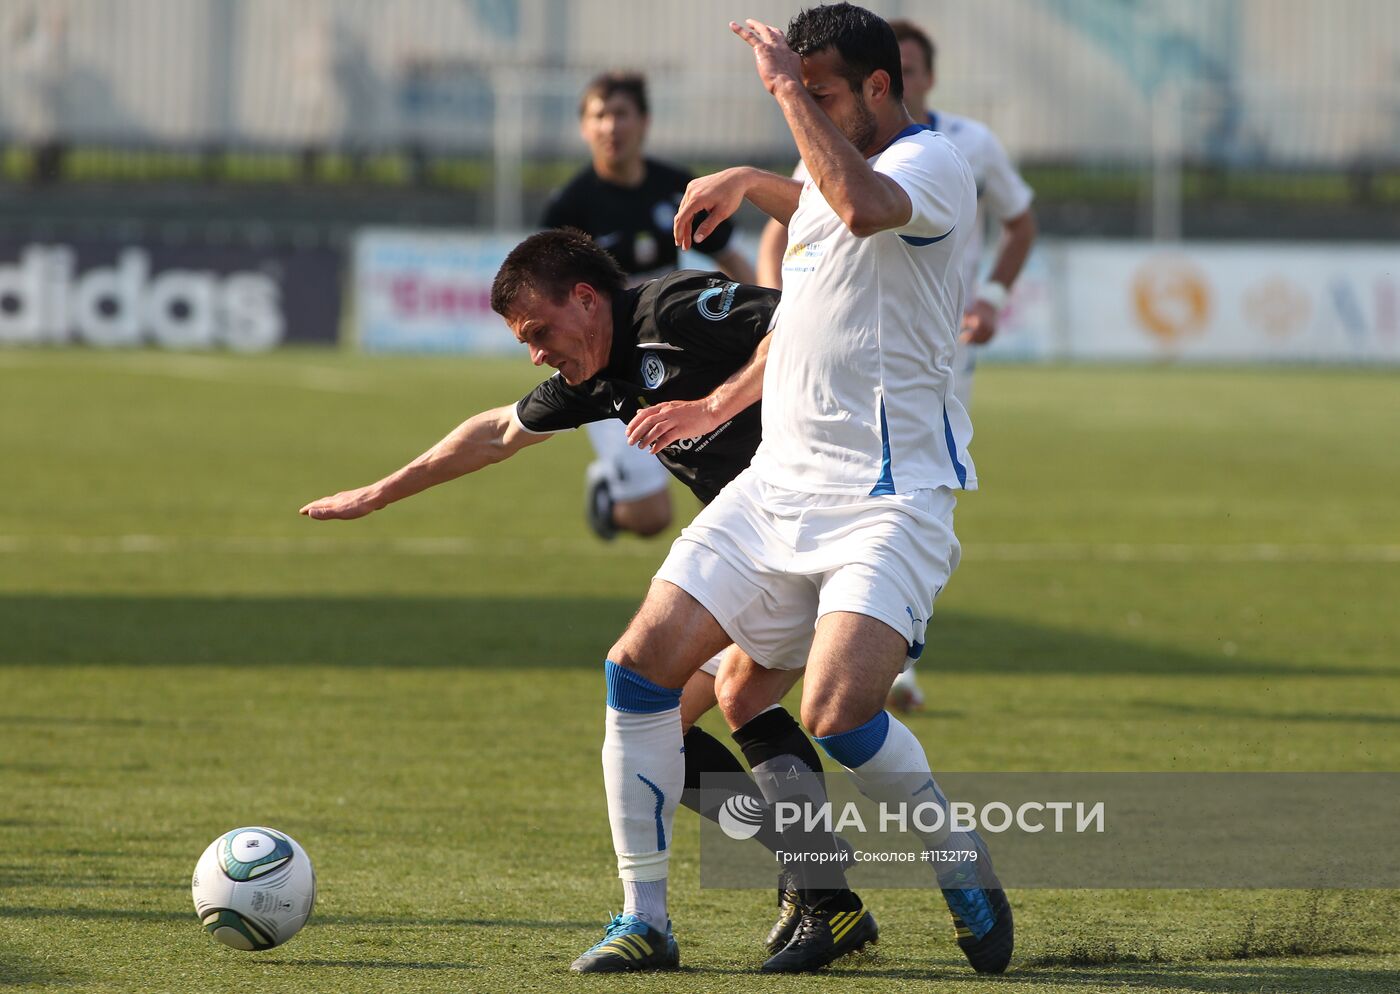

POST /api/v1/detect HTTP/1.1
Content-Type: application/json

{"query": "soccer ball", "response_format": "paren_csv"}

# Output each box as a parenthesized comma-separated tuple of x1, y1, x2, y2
(191, 827, 317, 950)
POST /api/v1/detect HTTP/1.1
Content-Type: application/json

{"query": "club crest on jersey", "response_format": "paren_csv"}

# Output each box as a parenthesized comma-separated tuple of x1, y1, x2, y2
(640, 352, 668, 389)
(697, 282, 739, 321)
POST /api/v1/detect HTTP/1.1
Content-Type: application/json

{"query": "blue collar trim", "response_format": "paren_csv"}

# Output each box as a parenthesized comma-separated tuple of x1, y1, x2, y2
(875, 122, 929, 155)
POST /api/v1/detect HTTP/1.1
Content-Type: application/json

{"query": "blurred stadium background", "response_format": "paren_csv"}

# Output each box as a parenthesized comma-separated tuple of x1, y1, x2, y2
(3, 0, 1400, 233)
(0, 0, 1398, 361)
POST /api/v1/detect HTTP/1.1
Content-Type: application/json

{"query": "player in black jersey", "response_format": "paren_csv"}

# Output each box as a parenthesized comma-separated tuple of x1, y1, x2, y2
(543, 71, 756, 542)
(297, 230, 768, 522)
(300, 229, 868, 972)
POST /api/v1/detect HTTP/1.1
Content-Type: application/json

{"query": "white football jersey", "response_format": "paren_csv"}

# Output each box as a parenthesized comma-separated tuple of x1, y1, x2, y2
(755, 126, 978, 496)
(792, 113, 1033, 303)
(924, 110, 1034, 296)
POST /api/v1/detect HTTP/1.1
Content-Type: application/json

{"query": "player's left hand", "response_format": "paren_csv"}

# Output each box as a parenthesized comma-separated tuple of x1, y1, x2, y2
(299, 486, 383, 520)
(626, 400, 719, 454)
(961, 301, 1000, 344)
(730, 19, 803, 95)
(674, 168, 750, 249)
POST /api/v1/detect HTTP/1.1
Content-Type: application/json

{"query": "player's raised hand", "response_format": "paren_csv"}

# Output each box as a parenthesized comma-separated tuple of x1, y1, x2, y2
(730, 19, 803, 95)
(674, 167, 751, 249)
(299, 486, 384, 520)
(626, 400, 720, 455)
(961, 301, 1000, 344)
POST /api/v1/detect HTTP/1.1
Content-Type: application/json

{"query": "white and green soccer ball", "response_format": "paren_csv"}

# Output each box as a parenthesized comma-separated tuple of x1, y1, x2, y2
(191, 827, 317, 950)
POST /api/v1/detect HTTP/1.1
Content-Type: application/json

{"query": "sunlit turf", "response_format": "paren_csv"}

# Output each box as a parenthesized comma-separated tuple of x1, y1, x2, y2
(1, 350, 1397, 992)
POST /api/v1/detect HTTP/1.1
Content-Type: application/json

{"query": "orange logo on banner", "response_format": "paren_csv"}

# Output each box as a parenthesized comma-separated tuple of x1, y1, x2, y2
(1243, 277, 1310, 339)
(1131, 257, 1211, 342)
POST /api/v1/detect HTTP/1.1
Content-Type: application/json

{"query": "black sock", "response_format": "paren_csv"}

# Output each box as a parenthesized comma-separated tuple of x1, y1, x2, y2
(732, 707, 854, 904)
(680, 725, 787, 855)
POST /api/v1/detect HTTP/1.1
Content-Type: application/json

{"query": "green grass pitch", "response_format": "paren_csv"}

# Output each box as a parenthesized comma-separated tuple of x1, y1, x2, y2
(1, 349, 1397, 993)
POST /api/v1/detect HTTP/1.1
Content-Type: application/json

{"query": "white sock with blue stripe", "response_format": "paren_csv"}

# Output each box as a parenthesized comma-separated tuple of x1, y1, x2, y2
(602, 660, 683, 931)
(815, 709, 951, 849)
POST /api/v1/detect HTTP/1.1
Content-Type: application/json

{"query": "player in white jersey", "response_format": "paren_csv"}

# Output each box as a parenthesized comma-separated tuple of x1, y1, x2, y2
(758, 22, 1037, 402)
(756, 18, 1037, 713)
(888, 19, 1037, 414)
(573, 4, 1012, 977)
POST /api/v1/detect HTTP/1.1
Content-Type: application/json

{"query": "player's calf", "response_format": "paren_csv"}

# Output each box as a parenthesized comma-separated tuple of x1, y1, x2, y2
(597, 581, 733, 956)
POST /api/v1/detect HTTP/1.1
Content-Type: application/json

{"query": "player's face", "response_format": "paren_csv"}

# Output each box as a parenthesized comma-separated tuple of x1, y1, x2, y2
(898, 39, 934, 111)
(507, 285, 610, 386)
(580, 93, 648, 171)
(800, 49, 879, 154)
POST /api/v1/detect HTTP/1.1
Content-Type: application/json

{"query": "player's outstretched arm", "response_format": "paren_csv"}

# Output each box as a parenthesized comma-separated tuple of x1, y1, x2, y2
(626, 332, 772, 454)
(299, 405, 548, 520)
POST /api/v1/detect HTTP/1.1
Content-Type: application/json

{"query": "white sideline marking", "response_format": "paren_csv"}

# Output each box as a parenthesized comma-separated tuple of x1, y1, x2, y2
(1, 535, 1398, 563)
(0, 351, 378, 394)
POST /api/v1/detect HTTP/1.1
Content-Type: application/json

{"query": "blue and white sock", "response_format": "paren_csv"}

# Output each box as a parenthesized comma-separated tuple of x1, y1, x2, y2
(602, 660, 683, 931)
(816, 709, 951, 849)
(819, 710, 999, 937)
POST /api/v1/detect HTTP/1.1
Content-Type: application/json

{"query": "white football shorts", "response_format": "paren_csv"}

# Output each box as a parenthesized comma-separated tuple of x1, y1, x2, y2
(585, 419, 671, 502)
(655, 467, 960, 671)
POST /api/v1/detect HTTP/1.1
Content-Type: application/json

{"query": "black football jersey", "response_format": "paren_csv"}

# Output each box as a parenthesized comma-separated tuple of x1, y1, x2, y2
(515, 271, 777, 504)
(540, 159, 735, 279)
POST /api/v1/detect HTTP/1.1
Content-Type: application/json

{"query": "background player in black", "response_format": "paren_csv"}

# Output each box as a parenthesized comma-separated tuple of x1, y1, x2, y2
(543, 71, 756, 541)
(300, 229, 861, 969)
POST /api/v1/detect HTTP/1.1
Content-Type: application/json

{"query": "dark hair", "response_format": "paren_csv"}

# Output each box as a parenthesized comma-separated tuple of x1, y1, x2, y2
(786, 3, 903, 100)
(491, 229, 626, 317)
(888, 19, 935, 74)
(578, 70, 649, 117)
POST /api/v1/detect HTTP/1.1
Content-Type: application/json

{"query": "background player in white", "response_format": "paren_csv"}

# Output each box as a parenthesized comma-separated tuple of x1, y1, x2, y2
(756, 17, 1037, 713)
(887, 19, 1037, 411)
(543, 71, 756, 541)
(576, 4, 1011, 976)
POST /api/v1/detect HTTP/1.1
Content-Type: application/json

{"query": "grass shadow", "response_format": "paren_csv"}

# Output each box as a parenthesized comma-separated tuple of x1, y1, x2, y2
(0, 595, 1379, 677)
(1017, 961, 1399, 994)
(1019, 891, 1391, 991)
(0, 950, 68, 989)
(1133, 700, 1400, 726)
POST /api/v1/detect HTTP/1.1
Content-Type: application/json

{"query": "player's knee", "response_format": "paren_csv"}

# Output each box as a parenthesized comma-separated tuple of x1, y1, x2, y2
(715, 672, 769, 731)
(607, 628, 679, 690)
(800, 691, 876, 742)
(606, 638, 645, 676)
(613, 492, 672, 537)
